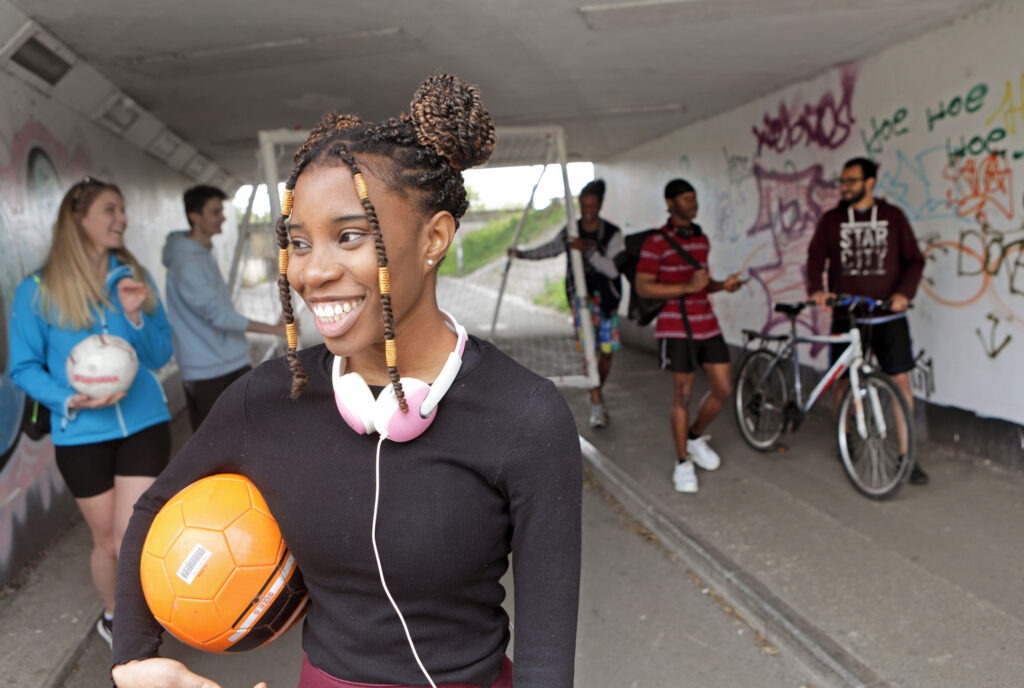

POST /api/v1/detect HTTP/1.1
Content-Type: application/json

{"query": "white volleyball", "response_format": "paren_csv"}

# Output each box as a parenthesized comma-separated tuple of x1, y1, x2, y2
(66, 334, 139, 398)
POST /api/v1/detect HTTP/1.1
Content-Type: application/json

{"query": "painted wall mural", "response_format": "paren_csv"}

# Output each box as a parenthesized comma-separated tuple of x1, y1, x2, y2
(0, 124, 83, 586)
(0, 70, 191, 586)
(601, 0, 1024, 424)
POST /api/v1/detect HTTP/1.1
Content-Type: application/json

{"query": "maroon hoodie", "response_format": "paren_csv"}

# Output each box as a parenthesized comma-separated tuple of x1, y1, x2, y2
(807, 198, 925, 305)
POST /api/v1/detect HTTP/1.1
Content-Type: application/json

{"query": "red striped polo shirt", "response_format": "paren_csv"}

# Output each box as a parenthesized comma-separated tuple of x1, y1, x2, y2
(635, 223, 722, 340)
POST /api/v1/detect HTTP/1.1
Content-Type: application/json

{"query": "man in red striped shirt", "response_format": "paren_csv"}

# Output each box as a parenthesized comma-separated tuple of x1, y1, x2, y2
(636, 179, 743, 493)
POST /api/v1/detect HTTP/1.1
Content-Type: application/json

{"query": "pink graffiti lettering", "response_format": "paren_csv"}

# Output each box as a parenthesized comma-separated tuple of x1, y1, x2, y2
(752, 68, 857, 157)
(745, 164, 841, 350)
(0, 436, 66, 577)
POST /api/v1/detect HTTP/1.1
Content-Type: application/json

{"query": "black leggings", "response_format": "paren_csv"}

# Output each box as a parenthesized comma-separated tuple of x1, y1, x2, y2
(184, 365, 251, 431)
(54, 422, 171, 498)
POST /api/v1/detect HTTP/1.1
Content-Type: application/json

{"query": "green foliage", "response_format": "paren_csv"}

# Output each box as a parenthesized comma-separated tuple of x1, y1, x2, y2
(236, 209, 273, 225)
(440, 201, 565, 277)
(534, 278, 571, 313)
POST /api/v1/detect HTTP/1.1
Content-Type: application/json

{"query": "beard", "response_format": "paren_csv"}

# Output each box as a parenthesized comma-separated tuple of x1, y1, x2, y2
(842, 187, 867, 205)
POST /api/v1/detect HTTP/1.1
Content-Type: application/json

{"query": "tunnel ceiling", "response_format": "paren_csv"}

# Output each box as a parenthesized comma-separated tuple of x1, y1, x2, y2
(11, 0, 996, 180)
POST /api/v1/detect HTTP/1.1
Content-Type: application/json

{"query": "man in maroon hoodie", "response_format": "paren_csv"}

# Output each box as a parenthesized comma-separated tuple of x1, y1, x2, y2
(807, 157, 928, 484)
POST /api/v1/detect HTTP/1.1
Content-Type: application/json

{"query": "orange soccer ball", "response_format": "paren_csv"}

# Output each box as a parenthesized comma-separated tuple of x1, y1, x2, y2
(140, 474, 308, 653)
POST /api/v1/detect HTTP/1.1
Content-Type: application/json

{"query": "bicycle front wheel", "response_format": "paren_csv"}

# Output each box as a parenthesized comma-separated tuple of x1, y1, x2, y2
(837, 372, 915, 499)
(734, 350, 788, 451)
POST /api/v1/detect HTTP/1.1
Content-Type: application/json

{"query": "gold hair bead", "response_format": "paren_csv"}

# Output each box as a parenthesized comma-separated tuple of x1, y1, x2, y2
(385, 338, 397, 367)
(282, 189, 293, 216)
(353, 173, 369, 201)
(286, 322, 298, 350)
(378, 267, 391, 294)
(279, 248, 289, 275)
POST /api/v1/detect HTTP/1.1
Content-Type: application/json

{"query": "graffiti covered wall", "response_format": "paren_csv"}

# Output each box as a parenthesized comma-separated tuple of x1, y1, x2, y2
(600, 0, 1024, 425)
(0, 69, 194, 585)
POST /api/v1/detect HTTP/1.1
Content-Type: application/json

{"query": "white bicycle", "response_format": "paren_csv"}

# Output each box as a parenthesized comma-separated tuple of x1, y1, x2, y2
(734, 295, 916, 500)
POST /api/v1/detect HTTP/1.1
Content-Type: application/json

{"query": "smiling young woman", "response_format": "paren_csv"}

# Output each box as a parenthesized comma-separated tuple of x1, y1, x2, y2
(7, 177, 174, 649)
(285, 162, 455, 380)
(112, 75, 582, 688)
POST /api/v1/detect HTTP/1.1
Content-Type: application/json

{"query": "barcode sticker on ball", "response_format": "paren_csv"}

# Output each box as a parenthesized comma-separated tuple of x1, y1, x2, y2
(177, 544, 212, 585)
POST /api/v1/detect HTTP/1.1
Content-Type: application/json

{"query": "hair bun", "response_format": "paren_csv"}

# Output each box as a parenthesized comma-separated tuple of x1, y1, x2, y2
(409, 74, 496, 171)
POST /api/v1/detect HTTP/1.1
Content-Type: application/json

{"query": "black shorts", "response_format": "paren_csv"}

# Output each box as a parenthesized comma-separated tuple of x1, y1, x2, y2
(54, 422, 172, 499)
(659, 335, 731, 373)
(830, 316, 914, 376)
(184, 365, 251, 431)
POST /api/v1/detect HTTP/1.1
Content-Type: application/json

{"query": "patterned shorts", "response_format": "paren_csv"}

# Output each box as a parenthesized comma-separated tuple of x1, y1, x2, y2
(574, 292, 621, 354)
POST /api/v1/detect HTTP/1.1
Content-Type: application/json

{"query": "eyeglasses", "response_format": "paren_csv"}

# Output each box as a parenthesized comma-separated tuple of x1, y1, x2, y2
(838, 177, 864, 186)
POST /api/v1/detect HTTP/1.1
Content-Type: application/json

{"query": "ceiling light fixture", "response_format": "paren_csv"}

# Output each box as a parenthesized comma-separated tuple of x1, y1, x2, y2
(579, 0, 703, 14)
(10, 36, 71, 85)
(578, 0, 710, 30)
(148, 129, 182, 161)
(94, 94, 141, 132)
(504, 102, 685, 123)
(117, 27, 402, 65)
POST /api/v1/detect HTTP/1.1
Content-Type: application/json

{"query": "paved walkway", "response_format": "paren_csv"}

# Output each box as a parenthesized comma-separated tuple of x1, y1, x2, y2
(3, 343, 1023, 687)
(565, 344, 1024, 687)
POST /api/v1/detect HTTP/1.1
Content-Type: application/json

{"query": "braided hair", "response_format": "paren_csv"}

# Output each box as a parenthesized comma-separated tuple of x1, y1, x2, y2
(276, 74, 496, 403)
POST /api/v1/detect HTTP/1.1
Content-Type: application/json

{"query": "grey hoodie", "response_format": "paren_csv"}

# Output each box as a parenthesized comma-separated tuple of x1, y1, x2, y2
(162, 231, 250, 381)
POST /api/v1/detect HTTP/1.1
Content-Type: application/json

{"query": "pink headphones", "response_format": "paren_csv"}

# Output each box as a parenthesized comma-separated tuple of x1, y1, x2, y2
(331, 311, 468, 442)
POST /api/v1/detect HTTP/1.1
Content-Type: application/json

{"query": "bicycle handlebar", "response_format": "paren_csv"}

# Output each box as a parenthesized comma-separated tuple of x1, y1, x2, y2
(827, 294, 892, 311)
(773, 294, 911, 318)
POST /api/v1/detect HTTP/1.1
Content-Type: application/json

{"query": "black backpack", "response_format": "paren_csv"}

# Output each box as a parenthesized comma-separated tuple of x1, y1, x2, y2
(615, 229, 663, 326)
(614, 226, 704, 327)
(21, 397, 51, 440)
(19, 273, 51, 439)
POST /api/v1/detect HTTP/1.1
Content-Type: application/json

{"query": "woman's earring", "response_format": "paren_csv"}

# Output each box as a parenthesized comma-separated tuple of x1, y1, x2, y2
(427, 259, 435, 266)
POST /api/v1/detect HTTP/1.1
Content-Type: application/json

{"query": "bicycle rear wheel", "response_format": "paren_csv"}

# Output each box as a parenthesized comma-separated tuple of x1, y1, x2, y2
(734, 349, 788, 451)
(837, 372, 915, 499)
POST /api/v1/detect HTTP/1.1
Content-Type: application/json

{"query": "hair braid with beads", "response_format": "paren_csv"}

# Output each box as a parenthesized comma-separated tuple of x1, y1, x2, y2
(275, 74, 495, 404)
(329, 142, 406, 409)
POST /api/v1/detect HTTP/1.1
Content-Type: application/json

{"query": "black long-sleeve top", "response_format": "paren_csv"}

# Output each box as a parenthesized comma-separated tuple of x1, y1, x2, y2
(113, 336, 582, 687)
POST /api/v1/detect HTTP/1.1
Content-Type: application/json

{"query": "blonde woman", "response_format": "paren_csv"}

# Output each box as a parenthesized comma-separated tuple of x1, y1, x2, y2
(8, 177, 174, 647)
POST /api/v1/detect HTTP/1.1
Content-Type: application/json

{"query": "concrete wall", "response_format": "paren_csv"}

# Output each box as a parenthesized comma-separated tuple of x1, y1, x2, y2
(0, 66, 233, 586)
(602, 0, 1024, 463)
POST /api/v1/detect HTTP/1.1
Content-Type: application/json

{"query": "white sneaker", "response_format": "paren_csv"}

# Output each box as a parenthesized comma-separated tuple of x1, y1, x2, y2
(95, 614, 113, 648)
(673, 461, 699, 493)
(687, 435, 721, 471)
(588, 404, 608, 429)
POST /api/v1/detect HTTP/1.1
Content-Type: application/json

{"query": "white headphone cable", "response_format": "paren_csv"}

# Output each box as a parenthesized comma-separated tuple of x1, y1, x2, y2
(371, 435, 438, 688)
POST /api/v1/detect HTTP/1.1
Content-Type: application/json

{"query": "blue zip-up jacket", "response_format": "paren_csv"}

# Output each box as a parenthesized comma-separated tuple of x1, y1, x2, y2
(7, 255, 173, 446)
(161, 231, 251, 382)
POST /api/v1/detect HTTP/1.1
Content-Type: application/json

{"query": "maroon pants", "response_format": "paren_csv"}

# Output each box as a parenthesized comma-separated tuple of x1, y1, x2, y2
(297, 655, 513, 688)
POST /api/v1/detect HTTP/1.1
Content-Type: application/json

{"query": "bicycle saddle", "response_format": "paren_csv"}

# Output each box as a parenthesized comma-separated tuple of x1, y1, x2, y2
(773, 303, 806, 316)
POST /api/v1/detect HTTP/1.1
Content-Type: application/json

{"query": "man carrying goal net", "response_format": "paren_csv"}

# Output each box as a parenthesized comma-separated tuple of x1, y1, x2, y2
(508, 179, 624, 428)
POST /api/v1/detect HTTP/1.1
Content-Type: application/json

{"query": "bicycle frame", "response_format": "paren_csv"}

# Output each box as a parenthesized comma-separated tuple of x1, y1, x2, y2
(743, 312, 886, 440)
(737, 296, 916, 498)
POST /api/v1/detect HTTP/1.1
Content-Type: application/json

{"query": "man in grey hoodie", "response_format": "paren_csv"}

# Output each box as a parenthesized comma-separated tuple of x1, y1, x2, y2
(163, 185, 285, 430)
